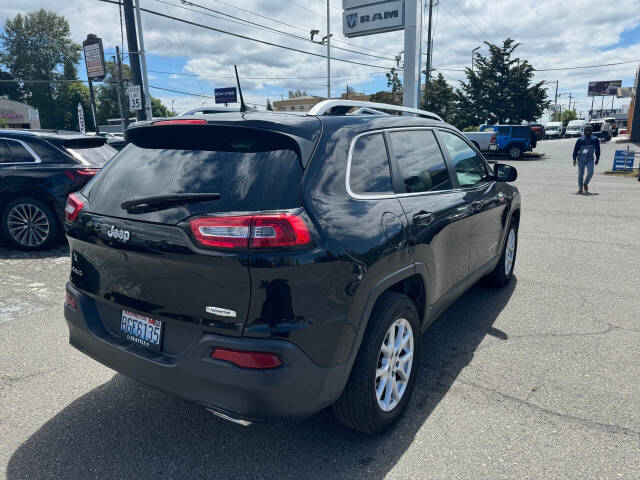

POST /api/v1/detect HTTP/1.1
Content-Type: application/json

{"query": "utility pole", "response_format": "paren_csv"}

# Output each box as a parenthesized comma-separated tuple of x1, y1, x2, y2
(135, 0, 153, 120)
(590, 96, 594, 119)
(568, 92, 573, 111)
(471, 46, 480, 73)
(425, 0, 434, 85)
(115, 46, 129, 132)
(630, 65, 640, 142)
(123, 0, 147, 121)
(600, 95, 604, 118)
(326, 0, 331, 99)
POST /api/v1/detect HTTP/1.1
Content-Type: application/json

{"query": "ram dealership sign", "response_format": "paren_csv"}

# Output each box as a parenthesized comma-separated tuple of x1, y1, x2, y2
(343, 0, 404, 38)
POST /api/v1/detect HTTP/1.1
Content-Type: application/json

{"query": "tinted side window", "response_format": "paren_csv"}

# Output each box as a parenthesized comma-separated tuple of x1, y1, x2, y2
(24, 139, 67, 163)
(349, 133, 392, 195)
(439, 131, 489, 188)
(6, 140, 36, 163)
(390, 130, 452, 193)
(0, 140, 11, 163)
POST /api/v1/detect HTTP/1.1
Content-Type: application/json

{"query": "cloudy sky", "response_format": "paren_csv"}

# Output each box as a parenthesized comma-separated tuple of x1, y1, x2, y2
(2, 0, 640, 117)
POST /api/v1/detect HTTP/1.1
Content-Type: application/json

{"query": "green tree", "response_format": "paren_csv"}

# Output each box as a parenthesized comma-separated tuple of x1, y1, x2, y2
(0, 116, 8, 128)
(455, 38, 549, 129)
(561, 109, 577, 126)
(266, 98, 273, 111)
(422, 72, 456, 121)
(0, 10, 81, 128)
(0, 70, 21, 100)
(369, 67, 403, 106)
(151, 96, 170, 117)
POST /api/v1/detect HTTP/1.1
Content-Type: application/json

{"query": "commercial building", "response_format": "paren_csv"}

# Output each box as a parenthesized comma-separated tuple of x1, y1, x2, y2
(0, 98, 41, 129)
(273, 92, 371, 113)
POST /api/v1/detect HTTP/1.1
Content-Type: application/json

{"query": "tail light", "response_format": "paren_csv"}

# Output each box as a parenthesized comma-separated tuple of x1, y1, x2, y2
(65, 193, 85, 222)
(490, 133, 497, 144)
(154, 119, 207, 125)
(189, 211, 313, 250)
(64, 169, 99, 181)
(211, 348, 282, 369)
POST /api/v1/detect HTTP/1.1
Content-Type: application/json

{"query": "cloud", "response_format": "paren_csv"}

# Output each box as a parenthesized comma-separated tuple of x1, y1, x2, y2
(1, 0, 639, 113)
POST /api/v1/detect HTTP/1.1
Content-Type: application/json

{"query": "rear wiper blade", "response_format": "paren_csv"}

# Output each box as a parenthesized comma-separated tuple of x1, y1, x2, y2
(121, 193, 221, 213)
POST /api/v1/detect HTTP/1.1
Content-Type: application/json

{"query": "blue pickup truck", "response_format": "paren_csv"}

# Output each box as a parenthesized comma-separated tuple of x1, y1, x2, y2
(479, 124, 536, 159)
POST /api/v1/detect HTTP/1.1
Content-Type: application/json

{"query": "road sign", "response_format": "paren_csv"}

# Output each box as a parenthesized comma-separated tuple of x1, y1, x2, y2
(342, 0, 404, 38)
(128, 85, 142, 111)
(613, 150, 635, 171)
(214, 87, 237, 104)
(82, 35, 105, 81)
(77, 103, 86, 134)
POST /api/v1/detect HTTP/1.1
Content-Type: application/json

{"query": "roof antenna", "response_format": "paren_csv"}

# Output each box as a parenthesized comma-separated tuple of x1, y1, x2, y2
(234, 65, 247, 113)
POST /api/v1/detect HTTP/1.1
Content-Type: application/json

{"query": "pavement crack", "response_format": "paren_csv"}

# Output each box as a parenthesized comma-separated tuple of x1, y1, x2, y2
(0, 367, 65, 388)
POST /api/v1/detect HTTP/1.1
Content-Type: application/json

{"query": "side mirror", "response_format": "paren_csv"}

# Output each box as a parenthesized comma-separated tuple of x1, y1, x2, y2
(494, 163, 517, 182)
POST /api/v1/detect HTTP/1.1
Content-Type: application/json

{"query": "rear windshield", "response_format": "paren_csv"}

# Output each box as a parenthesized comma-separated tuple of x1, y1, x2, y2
(64, 138, 117, 166)
(86, 126, 302, 224)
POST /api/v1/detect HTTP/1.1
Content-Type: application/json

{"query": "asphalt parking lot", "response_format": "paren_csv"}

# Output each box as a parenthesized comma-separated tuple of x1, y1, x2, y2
(1, 137, 639, 479)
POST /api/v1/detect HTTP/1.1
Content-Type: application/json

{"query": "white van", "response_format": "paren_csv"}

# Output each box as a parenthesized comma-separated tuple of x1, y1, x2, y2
(544, 121, 563, 139)
(565, 120, 587, 138)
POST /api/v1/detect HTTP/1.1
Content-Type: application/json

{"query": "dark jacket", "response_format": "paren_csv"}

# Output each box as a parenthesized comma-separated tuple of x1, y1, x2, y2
(573, 135, 600, 161)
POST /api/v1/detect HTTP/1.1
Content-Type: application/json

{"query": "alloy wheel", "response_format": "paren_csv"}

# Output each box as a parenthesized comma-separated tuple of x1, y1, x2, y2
(504, 228, 516, 276)
(375, 318, 414, 412)
(7, 203, 50, 248)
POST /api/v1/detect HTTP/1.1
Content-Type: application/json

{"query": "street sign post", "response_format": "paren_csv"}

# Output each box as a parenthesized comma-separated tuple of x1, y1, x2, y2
(128, 85, 142, 111)
(77, 103, 86, 134)
(214, 87, 238, 104)
(613, 150, 635, 171)
(82, 34, 105, 134)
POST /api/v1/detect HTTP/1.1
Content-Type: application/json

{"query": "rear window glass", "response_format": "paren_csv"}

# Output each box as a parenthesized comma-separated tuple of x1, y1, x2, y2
(87, 126, 303, 224)
(512, 126, 531, 138)
(66, 143, 116, 166)
(25, 139, 68, 163)
(349, 133, 392, 195)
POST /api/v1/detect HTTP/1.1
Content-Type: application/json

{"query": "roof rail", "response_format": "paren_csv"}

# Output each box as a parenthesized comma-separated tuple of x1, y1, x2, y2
(307, 99, 443, 122)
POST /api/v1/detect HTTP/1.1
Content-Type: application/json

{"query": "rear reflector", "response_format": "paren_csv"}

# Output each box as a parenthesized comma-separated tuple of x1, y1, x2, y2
(211, 348, 282, 369)
(65, 291, 77, 310)
(153, 119, 207, 125)
(189, 212, 313, 250)
(64, 193, 85, 222)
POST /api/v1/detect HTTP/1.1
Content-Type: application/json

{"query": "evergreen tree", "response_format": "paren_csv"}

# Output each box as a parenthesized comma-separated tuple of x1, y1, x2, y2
(422, 73, 456, 122)
(266, 98, 273, 111)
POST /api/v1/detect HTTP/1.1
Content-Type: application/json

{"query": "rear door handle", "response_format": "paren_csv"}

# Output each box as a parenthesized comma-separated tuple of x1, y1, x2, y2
(413, 211, 436, 226)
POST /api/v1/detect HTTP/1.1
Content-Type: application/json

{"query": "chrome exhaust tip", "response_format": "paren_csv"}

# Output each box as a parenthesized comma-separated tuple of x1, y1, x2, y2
(206, 408, 253, 426)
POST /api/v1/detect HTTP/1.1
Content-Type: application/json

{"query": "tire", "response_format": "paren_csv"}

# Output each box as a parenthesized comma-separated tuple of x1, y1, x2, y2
(332, 292, 420, 434)
(1, 197, 61, 250)
(487, 219, 518, 287)
(507, 144, 523, 160)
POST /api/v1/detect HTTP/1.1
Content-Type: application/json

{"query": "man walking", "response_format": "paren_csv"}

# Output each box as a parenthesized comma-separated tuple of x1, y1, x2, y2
(601, 120, 611, 142)
(572, 123, 600, 194)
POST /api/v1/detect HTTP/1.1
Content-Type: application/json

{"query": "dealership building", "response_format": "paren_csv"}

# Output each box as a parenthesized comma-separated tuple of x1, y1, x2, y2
(0, 98, 41, 129)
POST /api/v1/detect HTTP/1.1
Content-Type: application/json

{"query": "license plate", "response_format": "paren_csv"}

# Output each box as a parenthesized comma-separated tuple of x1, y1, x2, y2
(120, 310, 163, 351)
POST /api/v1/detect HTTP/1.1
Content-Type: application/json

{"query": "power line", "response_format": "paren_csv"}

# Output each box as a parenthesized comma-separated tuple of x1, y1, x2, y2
(148, 69, 386, 80)
(283, 0, 325, 19)
(535, 59, 640, 71)
(459, 0, 502, 39)
(97, 0, 398, 71)
(162, 0, 397, 62)
(440, 0, 486, 44)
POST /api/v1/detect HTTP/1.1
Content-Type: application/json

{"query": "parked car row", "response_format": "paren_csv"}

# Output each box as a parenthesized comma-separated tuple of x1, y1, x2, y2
(0, 129, 116, 249)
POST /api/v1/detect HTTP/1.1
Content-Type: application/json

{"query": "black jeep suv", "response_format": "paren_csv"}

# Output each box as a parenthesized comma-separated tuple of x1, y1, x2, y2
(64, 103, 520, 434)
(0, 129, 115, 249)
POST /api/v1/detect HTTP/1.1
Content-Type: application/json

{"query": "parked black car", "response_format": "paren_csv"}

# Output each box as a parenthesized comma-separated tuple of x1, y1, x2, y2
(64, 102, 521, 434)
(0, 130, 116, 250)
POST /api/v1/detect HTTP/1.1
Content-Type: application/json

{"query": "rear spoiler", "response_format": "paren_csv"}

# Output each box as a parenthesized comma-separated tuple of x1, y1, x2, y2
(63, 137, 107, 149)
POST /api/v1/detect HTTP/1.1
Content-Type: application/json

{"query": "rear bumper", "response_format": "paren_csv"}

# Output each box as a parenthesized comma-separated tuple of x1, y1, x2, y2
(64, 282, 345, 421)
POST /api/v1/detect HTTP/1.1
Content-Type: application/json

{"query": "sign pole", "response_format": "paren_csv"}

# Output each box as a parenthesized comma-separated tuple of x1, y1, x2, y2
(630, 66, 640, 143)
(115, 46, 129, 131)
(87, 79, 99, 134)
(327, 0, 331, 99)
(403, 0, 423, 109)
(134, 0, 153, 120)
